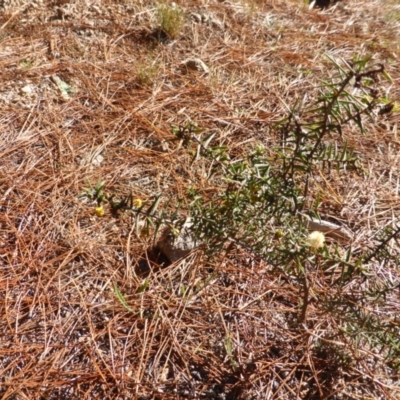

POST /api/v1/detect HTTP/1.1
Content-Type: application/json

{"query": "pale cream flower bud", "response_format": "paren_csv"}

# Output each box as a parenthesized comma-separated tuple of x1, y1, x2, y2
(306, 231, 325, 249)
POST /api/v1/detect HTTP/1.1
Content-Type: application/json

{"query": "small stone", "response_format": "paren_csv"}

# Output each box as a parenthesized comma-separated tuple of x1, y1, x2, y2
(191, 13, 202, 23)
(78, 150, 104, 167)
(157, 219, 200, 262)
(182, 58, 210, 74)
(90, 153, 104, 167)
(21, 85, 34, 95)
(209, 16, 224, 30)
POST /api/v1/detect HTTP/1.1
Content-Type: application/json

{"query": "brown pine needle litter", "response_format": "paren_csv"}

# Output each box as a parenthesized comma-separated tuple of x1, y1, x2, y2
(1, 0, 400, 399)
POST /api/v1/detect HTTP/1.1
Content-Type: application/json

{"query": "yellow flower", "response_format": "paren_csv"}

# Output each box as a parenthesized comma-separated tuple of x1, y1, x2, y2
(306, 231, 325, 250)
(133, 198, 143, 208)
(95, 205, 105, 217)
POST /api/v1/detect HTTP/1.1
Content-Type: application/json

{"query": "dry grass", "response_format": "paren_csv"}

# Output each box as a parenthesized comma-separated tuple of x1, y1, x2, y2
(1, 0, 400, 399)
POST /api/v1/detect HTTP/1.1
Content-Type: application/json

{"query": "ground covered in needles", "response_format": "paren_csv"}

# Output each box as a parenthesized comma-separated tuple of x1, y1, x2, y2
(1, 0, 400, 399)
